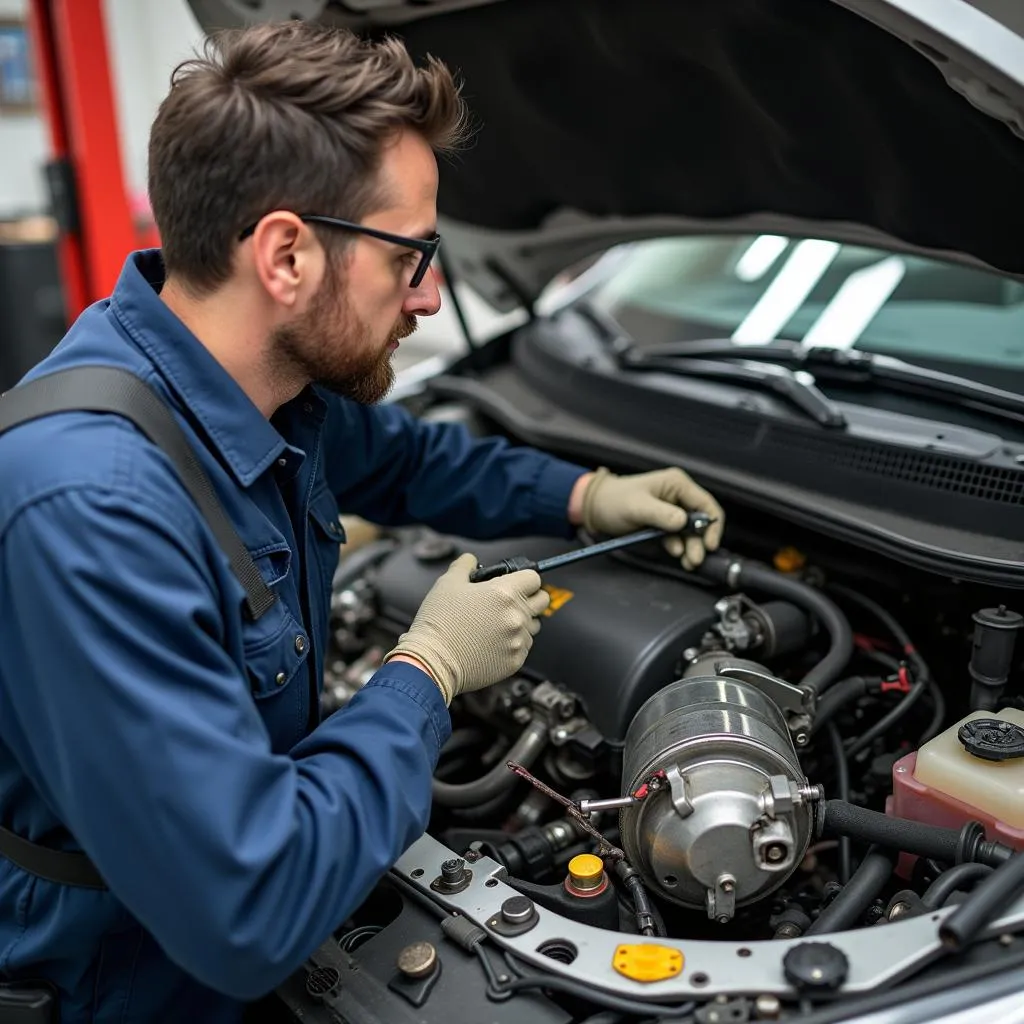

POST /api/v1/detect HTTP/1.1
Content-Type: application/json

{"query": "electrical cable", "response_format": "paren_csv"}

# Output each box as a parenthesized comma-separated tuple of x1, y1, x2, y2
(476, 947, 698, 1019)
(845, 678, 927, 760)
(919, 679, 946, 745)
(828, 584, 934, 759)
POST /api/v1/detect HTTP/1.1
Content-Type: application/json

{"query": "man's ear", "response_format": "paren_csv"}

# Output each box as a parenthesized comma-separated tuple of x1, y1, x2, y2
(249, 211, 324, 308)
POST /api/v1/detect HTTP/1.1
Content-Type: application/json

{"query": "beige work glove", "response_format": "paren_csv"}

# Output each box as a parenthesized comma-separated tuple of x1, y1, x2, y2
(383, 552, 550, 705)
(582, 466, 725, 570)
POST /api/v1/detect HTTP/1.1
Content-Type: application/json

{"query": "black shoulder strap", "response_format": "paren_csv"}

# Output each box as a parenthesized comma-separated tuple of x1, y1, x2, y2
(0, 365, 277, 620)
(0, 366, 281, 890)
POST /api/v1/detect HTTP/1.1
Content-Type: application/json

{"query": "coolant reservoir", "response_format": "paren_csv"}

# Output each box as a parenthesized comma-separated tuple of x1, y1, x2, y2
(890, 707, 1024, 850)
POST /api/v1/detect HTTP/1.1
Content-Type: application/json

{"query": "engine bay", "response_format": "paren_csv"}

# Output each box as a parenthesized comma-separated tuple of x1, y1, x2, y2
(278, 499, 1024, 1022)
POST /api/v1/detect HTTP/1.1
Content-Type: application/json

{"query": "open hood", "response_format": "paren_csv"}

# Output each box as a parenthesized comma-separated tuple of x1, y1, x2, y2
(187, 0, 1024, 310)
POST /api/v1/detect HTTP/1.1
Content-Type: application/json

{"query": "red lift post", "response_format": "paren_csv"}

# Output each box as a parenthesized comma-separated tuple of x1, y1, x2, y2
(26, 0, 155, 324)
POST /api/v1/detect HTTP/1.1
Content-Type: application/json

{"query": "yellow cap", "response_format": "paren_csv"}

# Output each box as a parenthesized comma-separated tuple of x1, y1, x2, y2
(568, 854, 605, 889)
(773, 546, 807, 574)
(612, 943, 684, 983)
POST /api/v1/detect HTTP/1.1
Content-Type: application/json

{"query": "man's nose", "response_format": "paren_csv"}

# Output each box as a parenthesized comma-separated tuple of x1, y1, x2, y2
(403, 266, 442, 317)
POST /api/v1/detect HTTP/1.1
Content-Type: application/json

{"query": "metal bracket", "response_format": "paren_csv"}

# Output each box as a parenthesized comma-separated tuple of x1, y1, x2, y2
(394, 833, 1024, 1000)
(667, 764, 694, 819)
(717, 663, 816, 745)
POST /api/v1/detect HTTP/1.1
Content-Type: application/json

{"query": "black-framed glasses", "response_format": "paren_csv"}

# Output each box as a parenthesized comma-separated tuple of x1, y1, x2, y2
(238, 214, 441, 288)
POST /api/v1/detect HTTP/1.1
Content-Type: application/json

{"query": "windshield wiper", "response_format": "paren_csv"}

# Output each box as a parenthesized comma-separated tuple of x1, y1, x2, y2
(622, 339, 1024, 427)
(616, 348, 848, 428)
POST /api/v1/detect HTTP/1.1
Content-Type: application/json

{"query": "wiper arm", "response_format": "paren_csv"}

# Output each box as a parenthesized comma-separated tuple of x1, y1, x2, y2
(631, 339, 1024, 426)
(618, 349, 847, 428)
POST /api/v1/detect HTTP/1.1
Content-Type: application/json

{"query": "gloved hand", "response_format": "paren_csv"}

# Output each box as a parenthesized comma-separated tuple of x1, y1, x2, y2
(581, 466, 725, 569)
(383, 552, 550, 705)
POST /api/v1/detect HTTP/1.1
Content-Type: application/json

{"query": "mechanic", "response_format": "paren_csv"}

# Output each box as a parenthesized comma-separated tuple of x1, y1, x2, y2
(0, 20, 724, 1024)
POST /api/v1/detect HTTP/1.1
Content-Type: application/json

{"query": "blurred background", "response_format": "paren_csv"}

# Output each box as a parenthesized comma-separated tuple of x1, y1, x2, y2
(0, 0, 516, 391)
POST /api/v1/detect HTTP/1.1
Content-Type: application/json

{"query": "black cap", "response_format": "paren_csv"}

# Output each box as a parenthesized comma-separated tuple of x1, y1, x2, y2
(783, 942, 849, 992)
(958, 718, 1024, 762)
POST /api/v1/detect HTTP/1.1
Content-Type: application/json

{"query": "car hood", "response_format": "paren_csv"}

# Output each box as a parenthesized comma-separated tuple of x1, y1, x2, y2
(187, 0, 1024, 310)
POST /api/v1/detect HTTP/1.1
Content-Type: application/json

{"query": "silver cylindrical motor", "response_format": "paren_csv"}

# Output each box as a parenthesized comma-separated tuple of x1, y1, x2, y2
(620, 671, 818, 922)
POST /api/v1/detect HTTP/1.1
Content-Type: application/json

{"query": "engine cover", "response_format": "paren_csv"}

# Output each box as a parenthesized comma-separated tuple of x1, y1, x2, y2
(372, 532, 719, 741)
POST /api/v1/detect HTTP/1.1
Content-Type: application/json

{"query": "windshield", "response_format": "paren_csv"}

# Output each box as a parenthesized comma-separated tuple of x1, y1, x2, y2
(585, 235, 1024, 375)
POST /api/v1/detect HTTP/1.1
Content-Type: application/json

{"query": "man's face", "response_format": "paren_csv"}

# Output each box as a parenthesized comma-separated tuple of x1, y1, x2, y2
(272, 130, 442, 404)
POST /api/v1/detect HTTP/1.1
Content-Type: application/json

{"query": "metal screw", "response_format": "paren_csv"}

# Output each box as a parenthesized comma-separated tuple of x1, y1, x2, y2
(888, 901, 912, 921)
(774, 922, 802, 940)
(795, 732, 809, 746)
(765, 843, 788, 863)
(755, 993, 782, 1018)
(722, 879, 735, 893)
(440, 858, 465, 885)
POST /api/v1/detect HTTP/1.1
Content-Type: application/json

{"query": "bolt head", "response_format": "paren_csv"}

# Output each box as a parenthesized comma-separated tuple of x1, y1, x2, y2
(888, 901, 911, 921)
(440, 858, 465, 883)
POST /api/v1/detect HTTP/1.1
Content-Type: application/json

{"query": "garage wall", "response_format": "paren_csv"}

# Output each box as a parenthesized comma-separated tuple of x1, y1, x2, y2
(0, 0, 203, 219)
(103, 0, 204, 202)
(0, 0, 47, 218)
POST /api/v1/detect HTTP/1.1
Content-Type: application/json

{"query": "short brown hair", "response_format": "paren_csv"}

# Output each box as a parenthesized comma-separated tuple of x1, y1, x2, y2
(148, 21, 470, 294)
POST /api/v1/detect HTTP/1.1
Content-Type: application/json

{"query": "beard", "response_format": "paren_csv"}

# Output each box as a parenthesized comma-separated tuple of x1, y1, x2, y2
(271, 270, 417, 405)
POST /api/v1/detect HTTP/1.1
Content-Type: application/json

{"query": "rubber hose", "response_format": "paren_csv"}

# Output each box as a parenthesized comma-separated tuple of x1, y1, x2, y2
(330, 538, 397, 593)
(810, 676, 872, 737)
(940, 852, 1024, 950)
(819, 801, 1011, 867)
(826, 722, 852, 884)
(432, 719, 548, 809)
(805, 847, 896, 934)
(699, 553, 853, 694)
(922, 862, 994, 909)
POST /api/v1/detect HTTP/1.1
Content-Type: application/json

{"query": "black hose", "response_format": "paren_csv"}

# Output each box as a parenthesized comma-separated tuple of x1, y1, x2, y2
(818, 801, 1012, 867)
(494, 950, 697, 1019)
(922, 862, 993, 909)
(919, 679, 946, 745)
(699, 552, 852, 694)
(331, 537, 397, 593)
(827, 583, 937, 758)
(614, 861, 658, 936)
(432, 720, 548, 809)
(825, 722, 852, 884)
(940, 852, 1024, 950)
(845, 680, 927, 760)
(805, 847, 895, 934)
(810, 676, 872, 736)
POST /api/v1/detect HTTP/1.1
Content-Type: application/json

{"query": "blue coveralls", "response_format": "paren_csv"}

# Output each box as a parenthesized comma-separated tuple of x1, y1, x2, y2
(0, 250, 586, 1022)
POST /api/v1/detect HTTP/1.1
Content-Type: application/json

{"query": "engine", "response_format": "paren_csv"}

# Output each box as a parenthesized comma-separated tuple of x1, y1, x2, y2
(298, 522, 1024, 1021)
(619, 667, 819, 920)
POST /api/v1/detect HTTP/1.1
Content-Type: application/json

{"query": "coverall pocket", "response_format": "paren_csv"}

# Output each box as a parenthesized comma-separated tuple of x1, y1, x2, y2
(307, 485, 346, 607)
(242, 601, 310, 701)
